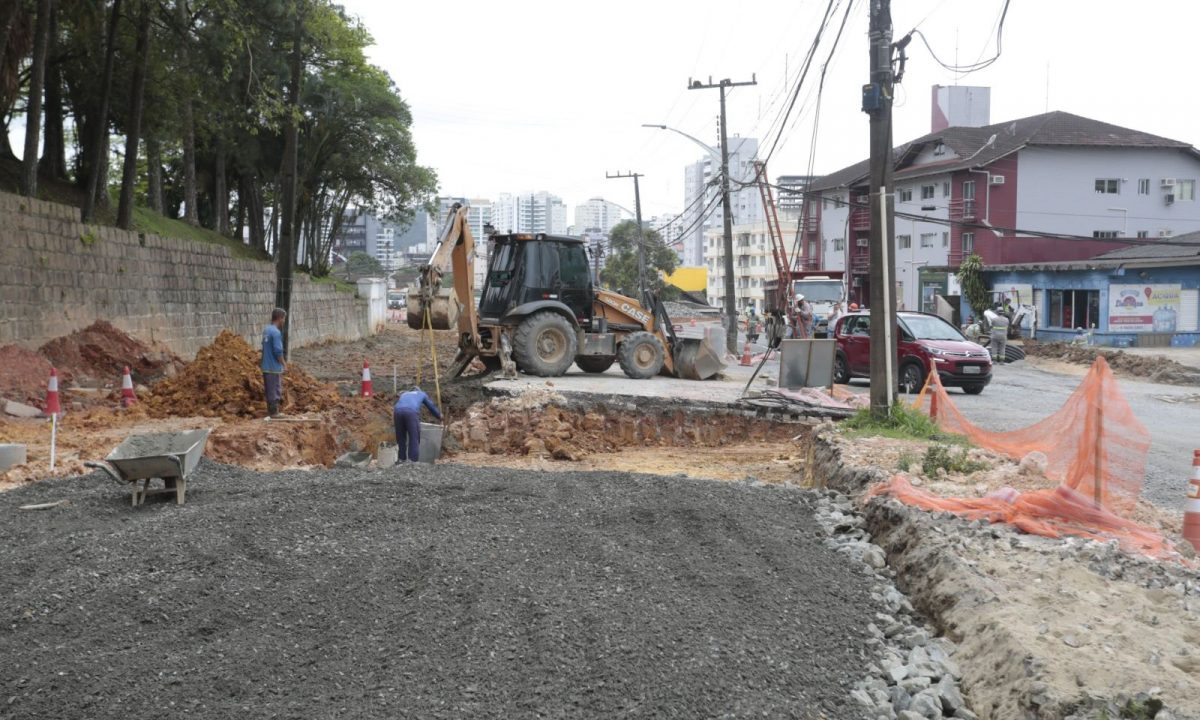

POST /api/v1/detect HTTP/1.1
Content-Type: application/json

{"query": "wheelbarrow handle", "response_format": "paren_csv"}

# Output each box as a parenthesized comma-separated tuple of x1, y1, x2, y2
(83, 461, 124, 485)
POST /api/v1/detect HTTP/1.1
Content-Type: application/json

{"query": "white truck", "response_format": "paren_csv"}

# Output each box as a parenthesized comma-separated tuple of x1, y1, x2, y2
(793, 275, 846, 338)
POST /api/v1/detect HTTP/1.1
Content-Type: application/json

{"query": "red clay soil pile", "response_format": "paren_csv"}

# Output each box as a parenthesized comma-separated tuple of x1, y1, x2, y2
(38, 321, 182, 385)
(144, 330, 340, 419)
(0, 345, 54, 405)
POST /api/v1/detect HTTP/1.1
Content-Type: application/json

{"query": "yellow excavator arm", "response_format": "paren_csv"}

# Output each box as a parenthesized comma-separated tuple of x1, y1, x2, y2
(407, 203, 480, 349)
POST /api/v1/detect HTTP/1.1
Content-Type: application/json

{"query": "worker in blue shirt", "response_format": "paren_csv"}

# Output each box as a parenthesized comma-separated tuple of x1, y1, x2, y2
(261, 308, 287, 417)
(393, 387, 443, 463)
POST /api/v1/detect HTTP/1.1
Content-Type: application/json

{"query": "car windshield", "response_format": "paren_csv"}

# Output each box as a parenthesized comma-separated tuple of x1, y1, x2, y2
(793, 280, 843, 303)
(901, 315, 965, 341)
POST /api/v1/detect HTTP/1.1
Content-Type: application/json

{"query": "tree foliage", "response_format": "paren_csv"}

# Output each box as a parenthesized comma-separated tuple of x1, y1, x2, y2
(958, 253, 990, 317)
(600, 220, 681, 300)
(2, 0, 437, 275)
(343, 250, 382, 278)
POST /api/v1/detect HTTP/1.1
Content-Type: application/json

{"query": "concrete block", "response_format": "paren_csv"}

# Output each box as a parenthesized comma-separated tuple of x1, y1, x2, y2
(4, 399, 43, 418)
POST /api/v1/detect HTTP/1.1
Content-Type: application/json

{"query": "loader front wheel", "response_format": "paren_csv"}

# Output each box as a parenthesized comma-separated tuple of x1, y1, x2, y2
(513, 312, 577, 377)
(618, 332, 665, 380)
(575, 356, 615, 374)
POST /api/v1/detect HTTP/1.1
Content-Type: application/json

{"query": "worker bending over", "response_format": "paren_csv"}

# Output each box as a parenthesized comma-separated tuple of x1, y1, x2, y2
(393, 386, 443, 464)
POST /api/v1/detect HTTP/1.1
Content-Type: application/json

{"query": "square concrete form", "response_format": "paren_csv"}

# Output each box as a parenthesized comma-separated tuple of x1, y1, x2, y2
(0, 444, 27, 471)
(778, 339, 836, 390)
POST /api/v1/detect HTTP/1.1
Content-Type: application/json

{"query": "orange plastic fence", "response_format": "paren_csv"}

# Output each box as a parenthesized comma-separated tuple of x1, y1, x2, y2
(870, 357, 1182, 561)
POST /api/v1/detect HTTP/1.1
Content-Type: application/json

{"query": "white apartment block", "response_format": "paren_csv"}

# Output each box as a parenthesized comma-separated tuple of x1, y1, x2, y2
(493, 192, 568, 235)
(681, 136, 764, 267)
(703, 220, 799, 312)
(573, 198, 627, 234)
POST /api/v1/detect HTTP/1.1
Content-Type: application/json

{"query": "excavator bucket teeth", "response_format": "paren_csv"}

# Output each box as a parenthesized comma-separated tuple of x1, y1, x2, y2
(672, 337, 725, 381)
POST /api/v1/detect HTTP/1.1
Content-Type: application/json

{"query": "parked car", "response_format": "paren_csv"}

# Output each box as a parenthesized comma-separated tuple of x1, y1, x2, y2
(832, 311, 993, 394)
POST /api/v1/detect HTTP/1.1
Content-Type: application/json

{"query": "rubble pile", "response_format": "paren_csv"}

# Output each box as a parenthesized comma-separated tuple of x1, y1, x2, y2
(1026, 341, 1200, 385)
(38, 321, 182, 385)
(0, 345, 54, 405)
(144, 330, 340, 419)
(448, 397, 797, 461)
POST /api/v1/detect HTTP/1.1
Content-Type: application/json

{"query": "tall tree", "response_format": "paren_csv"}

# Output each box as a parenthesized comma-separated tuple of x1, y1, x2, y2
(81, 0, 122, 221)
(116, 0, 150, 229)
(174, 0, 197, 223)
(601, 220, 680, 300)
(38, 0, 65, 181)
(274, 3, 303, 355)
(19, 0, 52, 197)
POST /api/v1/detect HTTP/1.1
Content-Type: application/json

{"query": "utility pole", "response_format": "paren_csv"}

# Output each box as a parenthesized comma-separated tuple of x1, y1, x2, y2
(606, 171, 647, 298)
(864, 0, 899, 417)
(689, 75, 757, 354)
(275, 4, 303, 357)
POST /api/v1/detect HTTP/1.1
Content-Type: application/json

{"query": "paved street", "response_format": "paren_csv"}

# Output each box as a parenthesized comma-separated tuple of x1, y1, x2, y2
(846, 361, 1200, 510)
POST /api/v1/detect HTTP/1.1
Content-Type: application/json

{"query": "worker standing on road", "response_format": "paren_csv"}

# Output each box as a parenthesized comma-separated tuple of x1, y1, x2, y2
(261, 308, 286, 417)
(393, 386, 443, 464)
(795, 296, 814, 340)
(984, 304, 1009, 362)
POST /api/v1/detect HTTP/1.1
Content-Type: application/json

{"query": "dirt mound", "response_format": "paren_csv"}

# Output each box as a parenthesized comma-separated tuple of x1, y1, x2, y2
(38, 321, 182, 386)
(1025, 341, 1200, 385)
(144, 330, 341, 419)
(0, 345, 54, 405)
(449, 399, 798, 461)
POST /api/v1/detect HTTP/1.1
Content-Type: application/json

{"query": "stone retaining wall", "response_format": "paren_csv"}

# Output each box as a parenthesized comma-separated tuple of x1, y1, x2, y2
(0, 192, 371, 357)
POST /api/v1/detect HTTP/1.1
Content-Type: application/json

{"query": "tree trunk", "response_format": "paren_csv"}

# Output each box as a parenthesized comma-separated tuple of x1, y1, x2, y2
(0, 1, 21, 88)
(214, 137, 228, 234)
(176, 0, 198, 224)
(146, 135, 163, 213)
(234, 172, 246, 243)
(275, 8, 302, 355)
(116, 2, 151, 230)
(82, 0, 122, 222)
(19, 0, 51, 197)
(38, 0, 65, 180)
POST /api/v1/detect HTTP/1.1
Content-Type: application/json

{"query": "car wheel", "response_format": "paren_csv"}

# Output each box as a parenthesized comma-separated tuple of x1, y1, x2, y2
(900, 361, 925, 394)
(833, 353, 850, 384)
(962, 384, 985, 395)
(512, 311, 578, 377)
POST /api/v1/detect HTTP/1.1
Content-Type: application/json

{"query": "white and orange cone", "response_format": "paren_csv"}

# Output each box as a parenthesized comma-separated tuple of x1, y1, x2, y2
(45, 368, 61, 416)
(1184, 450, 1200, 551)
(120, 366, 137, 407)
(739, 342, 753, 367)
(360, 360, 373, 397)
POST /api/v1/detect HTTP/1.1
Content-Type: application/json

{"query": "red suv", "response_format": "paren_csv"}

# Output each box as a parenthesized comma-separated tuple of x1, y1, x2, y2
(833, 311, 993, 394)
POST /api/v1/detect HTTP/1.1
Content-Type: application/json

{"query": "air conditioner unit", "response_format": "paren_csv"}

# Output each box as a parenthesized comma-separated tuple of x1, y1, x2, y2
(852, 277, 862, 287)
(989, 174, 1006, 185)
(1166, 194, 1176, 205)
(1162, 178, 1177, 188)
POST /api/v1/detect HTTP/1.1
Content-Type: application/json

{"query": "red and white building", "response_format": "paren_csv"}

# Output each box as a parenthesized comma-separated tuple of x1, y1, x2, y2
(800, 107, 1200, 310)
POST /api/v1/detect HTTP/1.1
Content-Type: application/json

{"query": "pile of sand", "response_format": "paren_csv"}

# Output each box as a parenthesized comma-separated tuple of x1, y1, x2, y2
(39, 321, 182, 385)
(144, 331, 341, 419)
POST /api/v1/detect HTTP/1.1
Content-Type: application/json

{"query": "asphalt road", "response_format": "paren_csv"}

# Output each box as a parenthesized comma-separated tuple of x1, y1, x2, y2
(847, 361, 1200, 510)
(0, 462, 885, 719)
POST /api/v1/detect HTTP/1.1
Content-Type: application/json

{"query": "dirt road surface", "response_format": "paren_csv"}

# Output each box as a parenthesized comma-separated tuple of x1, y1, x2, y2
(1, 462, 884, 719)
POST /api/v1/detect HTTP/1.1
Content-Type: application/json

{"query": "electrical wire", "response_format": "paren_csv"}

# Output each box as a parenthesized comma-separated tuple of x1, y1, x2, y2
(906, 0, 1010, 76)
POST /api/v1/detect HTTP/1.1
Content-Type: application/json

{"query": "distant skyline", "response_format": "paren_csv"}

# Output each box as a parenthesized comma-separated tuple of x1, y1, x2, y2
(339, 0, 1200, 219)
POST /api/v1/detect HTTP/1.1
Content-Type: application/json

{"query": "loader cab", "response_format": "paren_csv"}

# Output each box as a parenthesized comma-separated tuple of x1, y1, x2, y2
(479, 234, 594, 324)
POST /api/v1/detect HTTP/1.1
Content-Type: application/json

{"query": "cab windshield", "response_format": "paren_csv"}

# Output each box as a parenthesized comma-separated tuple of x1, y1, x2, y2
(793, 280, 843, 303)
(901, 314, 965, 341)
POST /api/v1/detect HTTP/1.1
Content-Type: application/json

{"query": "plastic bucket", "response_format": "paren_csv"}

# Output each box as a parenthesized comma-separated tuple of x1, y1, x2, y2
(418, 423, 444, 464)
(376, 442, 399, 466)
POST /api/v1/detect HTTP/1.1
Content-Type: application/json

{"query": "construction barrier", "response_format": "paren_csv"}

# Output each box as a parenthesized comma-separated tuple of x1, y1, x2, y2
(360, 360, 373, 397)
(120, 366, 137, 407)
(870, 357, 1182, 561)
(739, 343, 753, 367)
(44, 368, 60, 416)
(1184, 451, 1200, 552)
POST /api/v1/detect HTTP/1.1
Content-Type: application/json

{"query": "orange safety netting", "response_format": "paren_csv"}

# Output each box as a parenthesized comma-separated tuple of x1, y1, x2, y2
(869, 356, 1183, 561)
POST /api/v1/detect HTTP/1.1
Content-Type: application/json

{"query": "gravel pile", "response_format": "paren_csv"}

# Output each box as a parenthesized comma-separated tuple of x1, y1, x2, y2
(1, 462, 891, 719)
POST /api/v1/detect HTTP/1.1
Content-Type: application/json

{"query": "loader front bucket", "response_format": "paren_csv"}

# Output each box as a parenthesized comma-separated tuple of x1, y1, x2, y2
(671, 336, 725, 380)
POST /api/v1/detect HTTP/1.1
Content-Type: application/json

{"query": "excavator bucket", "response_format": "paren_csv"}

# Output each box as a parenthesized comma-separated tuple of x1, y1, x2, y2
(671, 330, 726, 381)
(406, 287, 459, 330)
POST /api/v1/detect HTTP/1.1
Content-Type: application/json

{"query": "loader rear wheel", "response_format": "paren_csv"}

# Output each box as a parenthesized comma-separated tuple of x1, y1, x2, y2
(513, 311, 577, 377)
(618, 332, 665, 379)
(575, 356, 615, 374)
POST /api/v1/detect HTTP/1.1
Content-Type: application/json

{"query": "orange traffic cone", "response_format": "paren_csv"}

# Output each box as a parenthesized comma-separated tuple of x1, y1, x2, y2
(120, 366, 137, 407)
(1184, 450, 1200, 551)
(360, 360, 373, 397)
(45, 368, 61, 416)
(739, 342, 753, 366)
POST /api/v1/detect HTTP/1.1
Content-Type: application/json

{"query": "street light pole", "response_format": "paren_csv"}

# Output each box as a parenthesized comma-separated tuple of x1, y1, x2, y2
(687, 75, 757, 355)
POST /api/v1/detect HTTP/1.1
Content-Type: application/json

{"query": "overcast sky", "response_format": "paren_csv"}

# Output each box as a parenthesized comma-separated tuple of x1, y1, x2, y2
(336, 0, 1198, 219)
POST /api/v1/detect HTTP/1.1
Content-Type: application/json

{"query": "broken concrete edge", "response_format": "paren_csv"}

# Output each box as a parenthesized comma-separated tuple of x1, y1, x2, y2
(806, 427, 1185, 719)
(4, 398, 45, 418)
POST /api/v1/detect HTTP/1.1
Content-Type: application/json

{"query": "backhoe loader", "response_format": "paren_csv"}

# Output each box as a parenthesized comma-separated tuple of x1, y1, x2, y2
(407, 203, 724, 381)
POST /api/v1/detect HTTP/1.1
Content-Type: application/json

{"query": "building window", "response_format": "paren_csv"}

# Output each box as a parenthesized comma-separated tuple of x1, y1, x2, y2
(962, 232, 975, 254)
(942, 181, 950, 197)
(832, 237, 845, 251)
(920, 232, 937, 248)
(962, 181, 976, 199)
(920, 185, 936, 200)
(1094, 178, 1120, 194)
(1136, 230, 1149, 238)
(897, 234, 911, 249)
(1178, 179, 1196, 201)
(1048, 290, 1100, 329)
(899, 188, 913, 202)
(857, 236, 869, 247)
(1092, 231, 1120, 239)
(942, 231, 949, 247)
(1138, 178, 1151, 195)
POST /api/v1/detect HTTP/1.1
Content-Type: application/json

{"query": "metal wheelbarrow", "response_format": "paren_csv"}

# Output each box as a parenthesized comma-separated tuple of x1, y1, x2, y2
(85, 429, 212, 507)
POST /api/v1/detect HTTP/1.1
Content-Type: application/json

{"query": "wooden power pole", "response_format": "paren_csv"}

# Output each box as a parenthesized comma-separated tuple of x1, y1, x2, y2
(865, 0, 899, 418)
(689, 75, 757, 354)
(605, 171, 646, 298)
